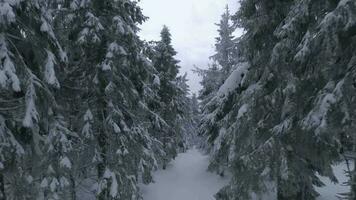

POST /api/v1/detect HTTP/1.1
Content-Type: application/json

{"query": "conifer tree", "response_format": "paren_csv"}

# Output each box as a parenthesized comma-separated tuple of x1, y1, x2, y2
(212, 5, 235, 79)
(196, 6, 236, 115)
(187, 93, 201, 146)
(148, 25, 183, 169)
(175, 73, 198, 150)
(197, 7, 237, 153)
(0, 1, 69, 199)
(201, 0, 356, 199)
(59, 0, 168, 199)
(1, 0, 192, 199)
(194, 63, 222, 105)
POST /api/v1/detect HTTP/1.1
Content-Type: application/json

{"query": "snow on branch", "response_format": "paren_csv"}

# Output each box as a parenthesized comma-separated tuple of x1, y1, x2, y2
(44, 50, 60, 88)
(217, 62, 249, 98)
(0, 34, 21, 92)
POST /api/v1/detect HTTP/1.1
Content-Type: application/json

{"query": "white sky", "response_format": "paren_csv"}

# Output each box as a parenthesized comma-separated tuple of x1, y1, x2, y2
(138, 0, 241, 95)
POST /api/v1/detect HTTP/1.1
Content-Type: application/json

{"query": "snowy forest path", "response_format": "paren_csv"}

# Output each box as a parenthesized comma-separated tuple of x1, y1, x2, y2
(139, 147, 229, 200)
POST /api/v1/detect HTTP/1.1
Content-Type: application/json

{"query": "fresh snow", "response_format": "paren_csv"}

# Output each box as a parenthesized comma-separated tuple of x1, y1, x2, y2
(140, 148, 229, 200)
(217, 62, 249, 97)
(98, 168, 119, 198)
(140, 148, 353, 200)
(0, 2, 16, 25)
(0, 35, 21, 92)
(44, 50, 60, 88)
(22, 80, 39, 128)
(316, 161, 354, 200)
(237, 104, 248, 119)
(153, 74, 161, 86)
(40, 17, 56, 39)
(59, 156, 72, 169)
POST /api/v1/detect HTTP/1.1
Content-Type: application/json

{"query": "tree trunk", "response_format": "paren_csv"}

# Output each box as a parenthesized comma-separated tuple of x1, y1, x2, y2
(0, 172, 5, 200)
(351, 133, 356, 200)
(97, 95, 108, 200)
(352, 134, 356, 200)
(277, 158, 308, 200)
(97, 126, 108, 200)
(277, 190, 303, 200)
(70, 173, 76, 200)
(352, 160, 356, 200)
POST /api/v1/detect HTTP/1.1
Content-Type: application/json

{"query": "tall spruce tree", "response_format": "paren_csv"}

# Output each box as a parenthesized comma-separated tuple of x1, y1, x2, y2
(58, 0, 172, 199)
(200, 0, 356, 199)
(212, 5, 235, 79)
(175, 73, 199, 150)
(197, 6, 236, 116)
(0, 0, 70, 199)
(197, 6, 237, 154)
(0, 0, 193, 199)
(187, 93, 201, 146)
(194, 63, 222, 106)
(147, 25, 184, 169)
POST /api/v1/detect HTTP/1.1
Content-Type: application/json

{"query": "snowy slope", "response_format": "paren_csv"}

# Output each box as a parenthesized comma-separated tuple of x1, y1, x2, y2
(139, 148, 229, 200)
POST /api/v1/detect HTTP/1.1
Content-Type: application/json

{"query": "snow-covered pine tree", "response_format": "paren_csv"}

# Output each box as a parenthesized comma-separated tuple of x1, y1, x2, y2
(175, 73, 198, 150)
(196, 6, 236, 127)
(194, 63, 223, 107)
(271, 1, 356, 199)
(212, 5, 235, 79)
(0, 0, 70, 199)
(200, 0, 356, 199)
(196, 6, 239, 156)
(1, 0, 194, 199)
(52, 0, 181, 199)
(63, 0, 140, 199)
(154, 26, 180, 81)
(148, 26, 183, 169)
(186, 93, 200, 147)
(53, 1, 111, 198)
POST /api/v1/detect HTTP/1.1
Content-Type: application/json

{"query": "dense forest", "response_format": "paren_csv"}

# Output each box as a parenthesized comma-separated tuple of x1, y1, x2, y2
(0, 0, 355, 200)
(198, 1, 356, 199)
(0, 1, 197, 199)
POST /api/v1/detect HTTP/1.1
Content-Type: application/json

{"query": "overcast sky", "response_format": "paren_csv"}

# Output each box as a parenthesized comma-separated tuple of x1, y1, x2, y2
(138, 0, 241, 95)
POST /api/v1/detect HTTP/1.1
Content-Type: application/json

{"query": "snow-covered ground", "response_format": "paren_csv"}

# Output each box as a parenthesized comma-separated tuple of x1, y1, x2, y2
(316, 161, 354, 200)
(139, 148, 229, 200)
(140, 147, 354, 200)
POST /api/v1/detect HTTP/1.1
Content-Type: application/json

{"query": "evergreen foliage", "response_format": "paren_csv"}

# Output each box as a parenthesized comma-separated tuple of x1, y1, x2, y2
(146, 26, 196, 168)
(0, 1, 195, 199)
(212, 6, 236, 79)
(1, 0, 355, 199)
(199, 1, 356, 199)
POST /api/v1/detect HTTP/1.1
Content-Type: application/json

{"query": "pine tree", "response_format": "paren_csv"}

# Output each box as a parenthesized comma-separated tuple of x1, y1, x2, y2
(194, 63, 223, 105)
(175, 73, 198, 150)
(201, 0, 356, 199)
(0, 0, 69, 199)
(196, 6, 239, 156)
(188, 93, 201, 146)
(196, 6, 236, 122)
(1, 0, 192, 199)
(59, 0, 169, 199)
(148, 25, 183, 169)
(212, 5, 235, 79)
